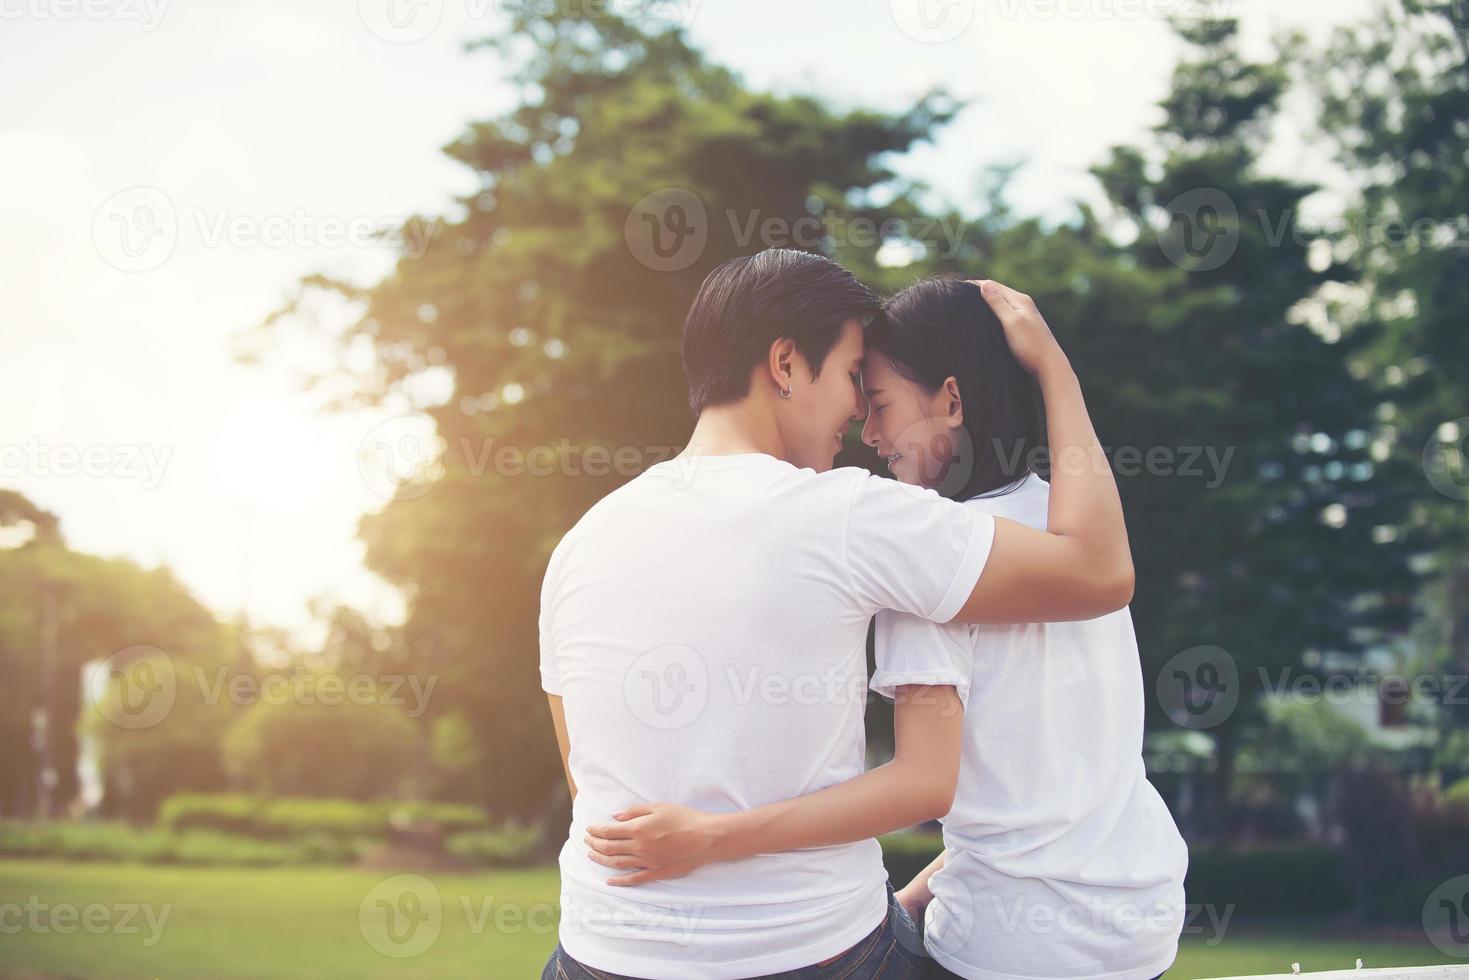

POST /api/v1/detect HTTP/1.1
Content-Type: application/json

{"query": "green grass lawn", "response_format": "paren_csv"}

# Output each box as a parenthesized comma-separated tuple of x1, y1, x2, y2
(0, 860, 1461, 979)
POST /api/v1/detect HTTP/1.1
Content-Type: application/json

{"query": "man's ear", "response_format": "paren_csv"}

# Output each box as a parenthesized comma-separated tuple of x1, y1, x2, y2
(943, 375, 964, 427)
(767, 338, 797, 393)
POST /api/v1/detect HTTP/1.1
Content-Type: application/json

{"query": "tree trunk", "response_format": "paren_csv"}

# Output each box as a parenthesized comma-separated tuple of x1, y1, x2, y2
(1212, 727, 1238, 845)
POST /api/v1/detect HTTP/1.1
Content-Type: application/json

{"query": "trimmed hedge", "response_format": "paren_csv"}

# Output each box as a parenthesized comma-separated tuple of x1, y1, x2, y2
(0, 820, 369, 866)
(1185, 845, 1353, 918)
(0, 819, 551, 868)
(3, 794, 536, 867)
(156, 793, 490, 841)
(445, 823, 546, 867)
(881, 835, 1375, 924)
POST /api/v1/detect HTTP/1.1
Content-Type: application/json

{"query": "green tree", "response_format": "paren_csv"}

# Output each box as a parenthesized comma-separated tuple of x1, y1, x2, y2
(222, 691, 425, 800)
(1315, 0, 1469, 723)
(1077, 19, 1418, 838)
(247, 8, 959, 819)
(852, 21, 1419, 838)
(0, 490, 234, 820)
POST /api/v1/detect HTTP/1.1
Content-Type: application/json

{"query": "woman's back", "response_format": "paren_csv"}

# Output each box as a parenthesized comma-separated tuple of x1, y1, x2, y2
(874, 473, 1188, 980)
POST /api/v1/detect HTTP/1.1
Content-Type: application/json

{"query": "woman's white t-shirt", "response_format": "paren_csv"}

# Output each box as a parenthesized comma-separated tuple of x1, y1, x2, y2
(873, 474, 1188, 980)
(539, 452, 996, 979)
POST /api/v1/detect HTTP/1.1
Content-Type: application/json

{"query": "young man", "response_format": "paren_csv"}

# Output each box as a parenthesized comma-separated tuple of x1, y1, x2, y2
(539, 249, 1133, 978)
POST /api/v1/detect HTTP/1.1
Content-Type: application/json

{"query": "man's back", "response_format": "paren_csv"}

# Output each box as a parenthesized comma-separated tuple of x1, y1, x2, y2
(539, 451, 994, 978)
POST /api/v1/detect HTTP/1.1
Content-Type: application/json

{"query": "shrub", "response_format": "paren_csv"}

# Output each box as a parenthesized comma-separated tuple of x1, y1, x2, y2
(157, 793, 492, 841)
(161, 830, 342, 867)
(1412, 785, 1469, 887)
(0, 821, 171, 863)
(256, 797, 390, 839)
(389, 801, 492, 836)
(1186, 845, 1353, 918)
(157, 793, 262, 836)
(222, 690, 424, 800)
(1444, 776, 1469, 811)
(0, 820, 369, 867)
(445, 822, 546, 867)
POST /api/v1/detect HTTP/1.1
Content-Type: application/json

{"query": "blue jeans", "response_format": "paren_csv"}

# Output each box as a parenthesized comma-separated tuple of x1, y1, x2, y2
(541, 879, 924, 979)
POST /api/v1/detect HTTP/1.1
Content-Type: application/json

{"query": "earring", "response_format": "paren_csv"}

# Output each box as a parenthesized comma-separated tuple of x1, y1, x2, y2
(779, 384, 793, 399)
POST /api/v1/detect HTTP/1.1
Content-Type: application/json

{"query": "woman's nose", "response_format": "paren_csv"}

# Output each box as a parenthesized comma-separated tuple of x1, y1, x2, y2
(861, 411, 879, 448)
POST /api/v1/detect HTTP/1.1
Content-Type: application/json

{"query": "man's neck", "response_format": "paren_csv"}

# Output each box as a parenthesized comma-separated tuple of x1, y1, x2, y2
(682, 401, 786, 461)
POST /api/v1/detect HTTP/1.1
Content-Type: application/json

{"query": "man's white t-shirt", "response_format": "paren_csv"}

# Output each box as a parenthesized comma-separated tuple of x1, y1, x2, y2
(539, 452, 996, 979)
(873, 473, 1188, 980)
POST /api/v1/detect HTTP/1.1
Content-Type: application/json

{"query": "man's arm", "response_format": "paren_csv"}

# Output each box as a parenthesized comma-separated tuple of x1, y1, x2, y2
(949, 280, 1134, 625)
(546, 694, 576, 801)
(584, 684, 962, 885)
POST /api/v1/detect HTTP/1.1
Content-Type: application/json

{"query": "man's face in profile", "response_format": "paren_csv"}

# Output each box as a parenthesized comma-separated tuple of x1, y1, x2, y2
(782, 319, 867, 473)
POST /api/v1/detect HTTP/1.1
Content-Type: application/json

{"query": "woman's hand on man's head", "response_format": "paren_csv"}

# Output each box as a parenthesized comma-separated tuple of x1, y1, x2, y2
(967, 279, 1069, 379)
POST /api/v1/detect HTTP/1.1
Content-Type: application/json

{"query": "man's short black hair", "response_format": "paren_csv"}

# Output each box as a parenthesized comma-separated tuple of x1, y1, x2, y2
(681, 248, 881, 416)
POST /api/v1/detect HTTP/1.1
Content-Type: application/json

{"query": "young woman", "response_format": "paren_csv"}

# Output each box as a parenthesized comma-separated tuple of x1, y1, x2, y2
(581, 277, 1180, 979)
(861, 277, 1187, 980)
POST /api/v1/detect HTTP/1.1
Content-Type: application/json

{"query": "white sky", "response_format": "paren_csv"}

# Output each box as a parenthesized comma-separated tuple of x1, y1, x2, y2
(0, 0, 1379, 646)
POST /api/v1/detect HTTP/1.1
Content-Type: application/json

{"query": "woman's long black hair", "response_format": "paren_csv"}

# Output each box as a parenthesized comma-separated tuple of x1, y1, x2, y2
(866, 276, 1045, 502)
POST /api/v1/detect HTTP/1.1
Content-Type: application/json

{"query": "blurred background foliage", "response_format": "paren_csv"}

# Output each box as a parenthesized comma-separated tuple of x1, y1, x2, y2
(2, 0, 1467, 937)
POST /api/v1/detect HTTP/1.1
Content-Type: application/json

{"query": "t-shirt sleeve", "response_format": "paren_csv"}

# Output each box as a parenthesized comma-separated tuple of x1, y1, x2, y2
(871, 610, 975, 711)
(538, 544, 564, 696)
(844, 473, 996, 622)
